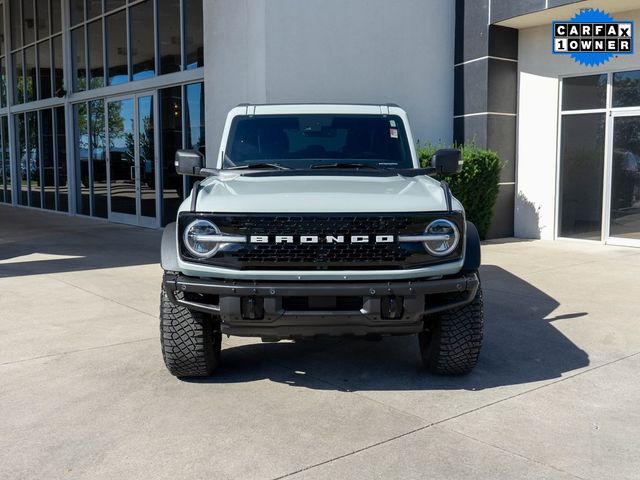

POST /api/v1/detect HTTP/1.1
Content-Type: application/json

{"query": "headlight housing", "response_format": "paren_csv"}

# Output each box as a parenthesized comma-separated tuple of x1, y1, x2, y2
(183, 219, 221, 258)
(422, 219, 460, 256)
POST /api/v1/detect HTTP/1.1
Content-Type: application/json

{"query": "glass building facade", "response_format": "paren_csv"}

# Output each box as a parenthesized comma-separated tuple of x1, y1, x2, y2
(0, 0, 204, 227)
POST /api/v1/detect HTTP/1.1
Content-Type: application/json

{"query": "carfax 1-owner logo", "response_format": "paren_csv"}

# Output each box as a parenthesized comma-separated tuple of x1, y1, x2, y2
(553, 9, 634, 66)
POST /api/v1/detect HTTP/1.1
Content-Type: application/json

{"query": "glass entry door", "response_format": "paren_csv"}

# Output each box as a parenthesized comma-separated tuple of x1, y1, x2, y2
(607, 112, 640, 246)
(106, 93, 158, 227)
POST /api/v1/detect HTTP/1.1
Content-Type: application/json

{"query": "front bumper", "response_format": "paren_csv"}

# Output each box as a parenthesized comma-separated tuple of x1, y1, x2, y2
(163, 272, 479, 338)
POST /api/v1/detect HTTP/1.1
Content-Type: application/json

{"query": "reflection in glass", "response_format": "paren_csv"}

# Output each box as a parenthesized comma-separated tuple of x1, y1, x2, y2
(158, 0, 181, 74)
(185, 0, 203, 69)
(160, 86, 183, 225)
(87, 20, 104, 89)
(105, 0, 126, 13)
(87, 0, 102, 19)
(52, 35, 64, 94)
(108, 98, 136, 216)
(56, 106, 68, 212)
(74, 103, 90, 215)
(1, 117, 10, 204)
(41, 109, 56, 210)
(70, 0, 84, 26)
(38, 40, 52, 99)
(15, 114, 28, 204)
(0, 57, 6, 108)
(185, 82, 204, 152)
(562, 75, 607, 111)
(11, 0, 22, 49)
(90, 100, 107, 218)
(36, 0, 49, 39)
(51, 0, 61, 33)
(139, 96, 156, 218)
(72, 27, 86, 91)
(23, 0, 36, 44)
(559, 113, 605, 240)
(0, 8, 5, 53)
(131, 0, 155, 80)
(612, 71, 640, 108)
(610, 116, 640, 240)
(27, 111, 41, 208)
(106, 11, 128, 85)
(13, 52, 24, 105)
(25, 46, 37, 102)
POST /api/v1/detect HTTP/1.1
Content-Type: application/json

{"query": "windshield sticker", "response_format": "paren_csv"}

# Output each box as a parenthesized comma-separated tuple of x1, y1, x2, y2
(389, 120, 397, 127)
(390, 128, 398, 139)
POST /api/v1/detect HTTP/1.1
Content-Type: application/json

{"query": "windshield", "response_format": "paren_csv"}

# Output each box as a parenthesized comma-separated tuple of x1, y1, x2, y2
(224, 114, 413, 169)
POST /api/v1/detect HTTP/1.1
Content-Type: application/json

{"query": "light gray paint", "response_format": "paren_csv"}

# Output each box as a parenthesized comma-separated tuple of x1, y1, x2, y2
(204, 0, 455, 164)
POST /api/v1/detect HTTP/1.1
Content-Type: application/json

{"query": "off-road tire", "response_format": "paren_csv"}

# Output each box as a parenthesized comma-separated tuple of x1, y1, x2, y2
(160, 285, 221, 377)
(419, 285, 484, 375)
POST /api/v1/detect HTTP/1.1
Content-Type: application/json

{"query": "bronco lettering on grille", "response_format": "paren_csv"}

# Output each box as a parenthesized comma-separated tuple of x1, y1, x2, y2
(249, 235, 395, 244)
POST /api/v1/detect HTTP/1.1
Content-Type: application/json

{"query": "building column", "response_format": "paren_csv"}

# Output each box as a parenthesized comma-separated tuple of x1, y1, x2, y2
(454, 0, 518, 238)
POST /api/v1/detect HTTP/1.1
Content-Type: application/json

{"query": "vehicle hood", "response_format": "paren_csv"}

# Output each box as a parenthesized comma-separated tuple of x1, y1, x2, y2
(189, 173, 462, 213)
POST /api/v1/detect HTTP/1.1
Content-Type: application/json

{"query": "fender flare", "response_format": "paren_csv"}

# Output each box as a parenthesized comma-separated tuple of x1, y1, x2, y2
(462, 221, 481, 273)
(161, 222, 180, 272)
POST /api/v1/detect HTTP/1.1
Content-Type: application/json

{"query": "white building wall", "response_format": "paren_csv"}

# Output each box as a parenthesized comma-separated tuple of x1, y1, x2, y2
(204, 0, 455, 162)
(516, 9, 640, 239)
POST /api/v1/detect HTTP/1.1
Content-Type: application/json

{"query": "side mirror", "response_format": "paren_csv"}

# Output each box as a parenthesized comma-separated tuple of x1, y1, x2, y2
(175, 149, 204, 176)
(432, 148, 462, 175)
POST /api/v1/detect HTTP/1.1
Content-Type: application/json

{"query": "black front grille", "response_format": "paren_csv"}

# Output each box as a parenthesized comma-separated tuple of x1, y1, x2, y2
(179, 213, 464, 270)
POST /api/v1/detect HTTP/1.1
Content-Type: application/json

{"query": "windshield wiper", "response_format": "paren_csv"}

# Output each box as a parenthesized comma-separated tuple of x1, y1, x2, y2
(227, 162, 290, 170)
(310, 162, 379, 170)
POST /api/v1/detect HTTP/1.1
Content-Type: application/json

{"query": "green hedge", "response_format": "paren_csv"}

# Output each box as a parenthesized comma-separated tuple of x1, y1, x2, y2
(417, 144, 501, 239)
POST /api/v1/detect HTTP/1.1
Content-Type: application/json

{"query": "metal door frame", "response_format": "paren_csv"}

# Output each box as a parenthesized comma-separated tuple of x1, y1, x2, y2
(604, 109, 640, 247)
(105, 91, 159, 228)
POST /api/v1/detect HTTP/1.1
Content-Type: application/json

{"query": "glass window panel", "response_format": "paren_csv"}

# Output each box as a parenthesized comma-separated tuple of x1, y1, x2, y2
(24, 45, 36, 102)
(36, 0, 49, 39)
(1, 117, 11, 204)
(70, 0, 84, 26)
(86, 0, 102, 19)
(559, 113, 605, 240)
(15, 114, 28, 204)
(11, 0, 22, 49)
(38, 40, 52, 99)
(51, 0, 61, 33)
(87, 19, 104, 89)
(74, 103, 90, 215)
(612, 70, 640, 108)
(138, 96, 156, 218)
(55, 106, 68, 212)
(72, 26, 86, 91)
(89, 99, 107, 218)
(131, 0, 155, 80)
(27, 111, 40, 207)
(105, 0, 124, 13)
(158, 0, 181, 74)
(108, 98, 136, 216)
(0, 7, 5, 53)
(41, 109, 55, 210)
(610, 116, 640, 240)
(562, 75, 607, 111)
(106, 11, 128, 85)
(160, 86, 183, 225)
(184, 0, 203, 69)
(52, 34, 63, 94)
(185, 82, 204, 153)
(0, 57, 6, 108)
(23, 0, 35, 44)
(13, 51, 24, 105)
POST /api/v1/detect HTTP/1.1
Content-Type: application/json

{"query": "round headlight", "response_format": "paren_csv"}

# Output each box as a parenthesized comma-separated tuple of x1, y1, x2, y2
(183, 219, 221, 258)
(423, 219, 460, 256)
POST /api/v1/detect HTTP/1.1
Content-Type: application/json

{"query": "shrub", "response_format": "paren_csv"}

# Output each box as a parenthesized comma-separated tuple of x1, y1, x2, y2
(417, 144, 501, 239)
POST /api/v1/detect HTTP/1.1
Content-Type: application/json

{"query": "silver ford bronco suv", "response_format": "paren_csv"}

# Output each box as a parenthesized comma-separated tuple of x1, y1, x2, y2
(160, 104, 483, 377)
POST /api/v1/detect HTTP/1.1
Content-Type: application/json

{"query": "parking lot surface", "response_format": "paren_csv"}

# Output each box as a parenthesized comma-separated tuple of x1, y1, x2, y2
(1, 204, 639, 479)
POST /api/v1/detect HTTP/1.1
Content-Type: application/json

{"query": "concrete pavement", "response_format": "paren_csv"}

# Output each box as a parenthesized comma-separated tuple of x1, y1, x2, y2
(1, 204, 639, 479)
